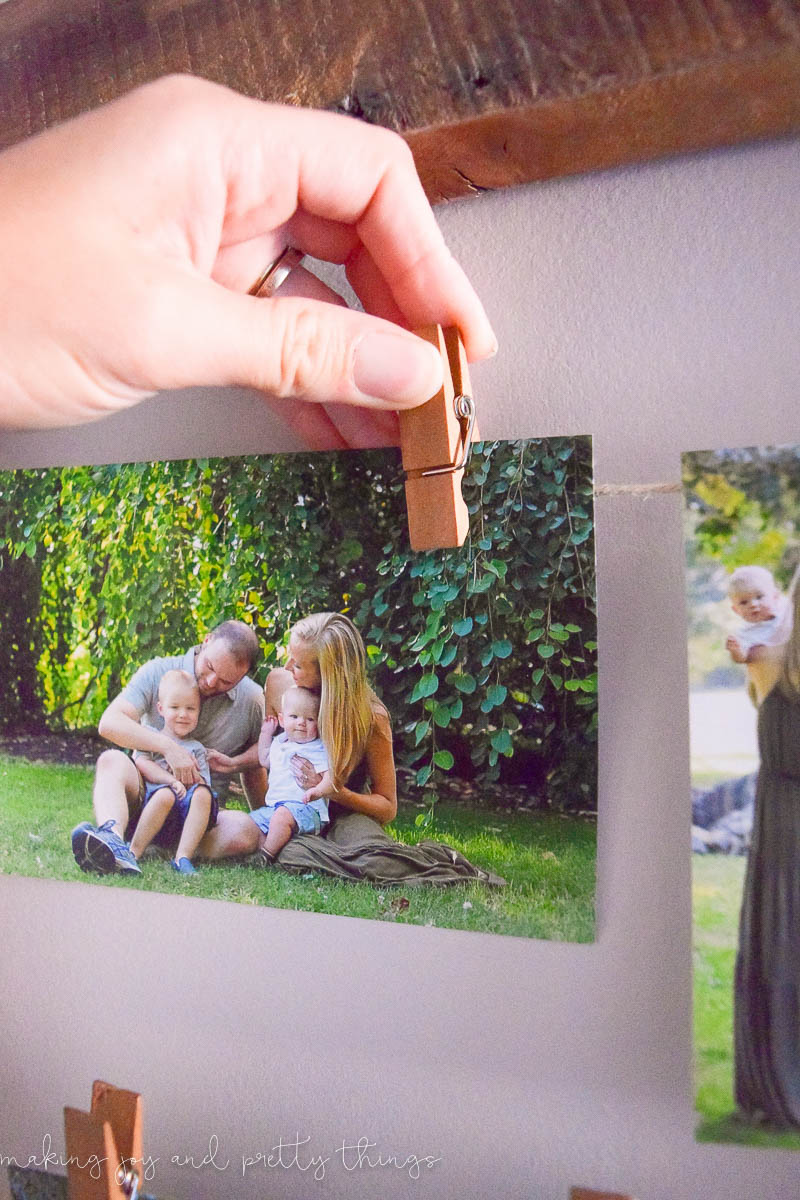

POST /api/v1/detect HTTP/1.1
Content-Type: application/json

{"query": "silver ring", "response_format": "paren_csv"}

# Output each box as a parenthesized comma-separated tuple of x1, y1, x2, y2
(248, 246, 304, 297)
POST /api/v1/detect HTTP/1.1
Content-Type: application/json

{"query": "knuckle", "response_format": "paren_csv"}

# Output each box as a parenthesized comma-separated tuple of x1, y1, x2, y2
(135, 73, 213, 115)
(125, 76, 224, 158)
(273, 303, 346, 399)
(372, 123, 414, 170)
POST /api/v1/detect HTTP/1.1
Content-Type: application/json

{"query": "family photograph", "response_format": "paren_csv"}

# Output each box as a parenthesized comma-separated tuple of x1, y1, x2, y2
(0, 438, 597, 943)
(685, 442, 800, 1148)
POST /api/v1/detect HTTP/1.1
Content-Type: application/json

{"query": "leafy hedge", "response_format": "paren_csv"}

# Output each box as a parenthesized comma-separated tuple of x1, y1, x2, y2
(0, 439, 596, 811)
(683, 446, 800, 584)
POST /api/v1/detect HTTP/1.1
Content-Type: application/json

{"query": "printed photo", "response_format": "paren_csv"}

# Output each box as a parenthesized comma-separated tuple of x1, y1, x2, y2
(0, 438, 597, 942)
(685, 442, 800, 1148)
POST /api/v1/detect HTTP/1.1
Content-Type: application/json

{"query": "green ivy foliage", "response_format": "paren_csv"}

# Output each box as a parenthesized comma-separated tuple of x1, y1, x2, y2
(0, 439, 596, 811)
(357, 438, 596, 814)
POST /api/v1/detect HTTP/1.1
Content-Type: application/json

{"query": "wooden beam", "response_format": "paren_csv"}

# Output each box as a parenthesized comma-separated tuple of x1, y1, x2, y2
(1, 0, 798, 200)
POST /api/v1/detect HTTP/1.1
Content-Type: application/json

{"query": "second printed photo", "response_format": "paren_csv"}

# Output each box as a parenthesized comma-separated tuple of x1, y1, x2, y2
(685, 442, 800, 1150)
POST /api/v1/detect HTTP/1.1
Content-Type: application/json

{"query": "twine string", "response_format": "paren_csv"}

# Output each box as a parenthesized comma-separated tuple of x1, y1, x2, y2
(593, 482, 681, 496)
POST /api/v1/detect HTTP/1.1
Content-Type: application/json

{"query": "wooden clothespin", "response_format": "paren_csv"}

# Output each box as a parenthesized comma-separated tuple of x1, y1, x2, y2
(398, 325, 479, 551)
(570, 1189, 636, 1200)
(64, 1082, 143, 1200)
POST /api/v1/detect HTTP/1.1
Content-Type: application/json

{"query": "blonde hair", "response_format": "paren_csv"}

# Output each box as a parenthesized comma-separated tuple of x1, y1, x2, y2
(280, 686, 320, 718)
(727, 565, 776, 597)
(290, 612, 374, 787)
(158, 669, 199, 702)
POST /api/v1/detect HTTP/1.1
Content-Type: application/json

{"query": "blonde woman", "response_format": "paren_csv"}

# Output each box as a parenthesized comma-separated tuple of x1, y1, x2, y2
(196, 612, 395, 861)
(733, 578, 800, 1127)
(200, 612, 500, 886)
(263, 612, 396, 826)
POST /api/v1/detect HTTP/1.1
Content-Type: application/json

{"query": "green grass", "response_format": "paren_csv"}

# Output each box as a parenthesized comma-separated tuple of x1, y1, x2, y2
(693, 855, 800, 1149)
(0, 755, 595, 942)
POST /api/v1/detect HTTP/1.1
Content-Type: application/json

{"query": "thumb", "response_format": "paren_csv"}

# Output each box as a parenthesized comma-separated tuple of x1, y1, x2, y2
(161, 279, 445, 409)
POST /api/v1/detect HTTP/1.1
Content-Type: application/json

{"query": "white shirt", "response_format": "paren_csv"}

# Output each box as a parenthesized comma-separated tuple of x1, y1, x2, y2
(734, 596, 790, 651)
(267, 733, 330, 823)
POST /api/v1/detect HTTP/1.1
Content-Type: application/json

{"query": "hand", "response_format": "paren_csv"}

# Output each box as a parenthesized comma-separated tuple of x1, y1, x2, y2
(303, 782, 328, 804)
(206, 749, 237, 773)
(290, 755, 323, 792)
(0, 75, 496, 445)
(161, 742, 203, 787)
(725, 635, 747, 663)
(170, 780, 187, 800)
(257, 715, 279, 768)
(260, 716, 279, 741)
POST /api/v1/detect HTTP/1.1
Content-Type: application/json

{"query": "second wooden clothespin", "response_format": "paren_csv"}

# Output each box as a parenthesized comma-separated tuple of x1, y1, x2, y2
(64, 1081, 144, 1200)
(570, 1189, 637, 1200)
(398, 325, 479, 551)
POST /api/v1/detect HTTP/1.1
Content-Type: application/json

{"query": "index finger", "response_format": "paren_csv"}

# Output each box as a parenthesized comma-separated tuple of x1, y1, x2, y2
(218, 95, 497, 361)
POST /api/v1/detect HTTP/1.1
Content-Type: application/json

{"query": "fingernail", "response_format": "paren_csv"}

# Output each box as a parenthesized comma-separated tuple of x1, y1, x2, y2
(353, 332, 443, 407)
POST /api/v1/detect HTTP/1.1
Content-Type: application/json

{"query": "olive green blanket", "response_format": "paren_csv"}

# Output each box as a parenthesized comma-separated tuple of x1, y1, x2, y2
(274, 810, 506, 887)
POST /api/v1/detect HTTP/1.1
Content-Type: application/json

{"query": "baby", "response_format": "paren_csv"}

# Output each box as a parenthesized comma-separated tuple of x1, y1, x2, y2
(248, 686, 333, 864)
(725, 566, 791, 705)
(128, 669, 218, 874)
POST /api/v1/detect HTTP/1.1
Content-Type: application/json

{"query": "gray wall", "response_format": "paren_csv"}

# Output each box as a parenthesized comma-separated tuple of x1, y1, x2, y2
(2, 135, 799, 1200)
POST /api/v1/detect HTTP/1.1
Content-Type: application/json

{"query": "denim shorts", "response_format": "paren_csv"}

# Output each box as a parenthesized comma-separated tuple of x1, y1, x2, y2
(128, 781, 218, 850)
(248, 801, 324, 837)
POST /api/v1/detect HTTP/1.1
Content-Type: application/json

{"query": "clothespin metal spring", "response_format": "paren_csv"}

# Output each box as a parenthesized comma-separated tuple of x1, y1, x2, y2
(116, 1166, 140, 1200)
(420, 393, 476, 477)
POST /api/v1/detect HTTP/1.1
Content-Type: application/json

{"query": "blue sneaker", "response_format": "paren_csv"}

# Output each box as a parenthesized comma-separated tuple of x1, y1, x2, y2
(71, 820, 142, 875)
(171, 857, 197, 875)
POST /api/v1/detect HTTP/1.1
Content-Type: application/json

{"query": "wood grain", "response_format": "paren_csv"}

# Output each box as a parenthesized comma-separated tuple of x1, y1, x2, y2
(399, 326, 474, 552)
(0, 0, 798, 201)
(570, 1190, 635, 1200)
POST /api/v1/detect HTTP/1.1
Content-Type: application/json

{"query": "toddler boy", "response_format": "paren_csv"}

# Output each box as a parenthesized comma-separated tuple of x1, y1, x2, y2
(128, 669, 218, 874)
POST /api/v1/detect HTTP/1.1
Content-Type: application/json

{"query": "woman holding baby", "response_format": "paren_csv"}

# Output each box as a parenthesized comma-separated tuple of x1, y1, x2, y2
(206, 611, 498, 885)
(248, 612, 397, 864)
(733, 578, 800, 1129)
(204, 611, 397, 861)
(267, 612, 396, 824)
